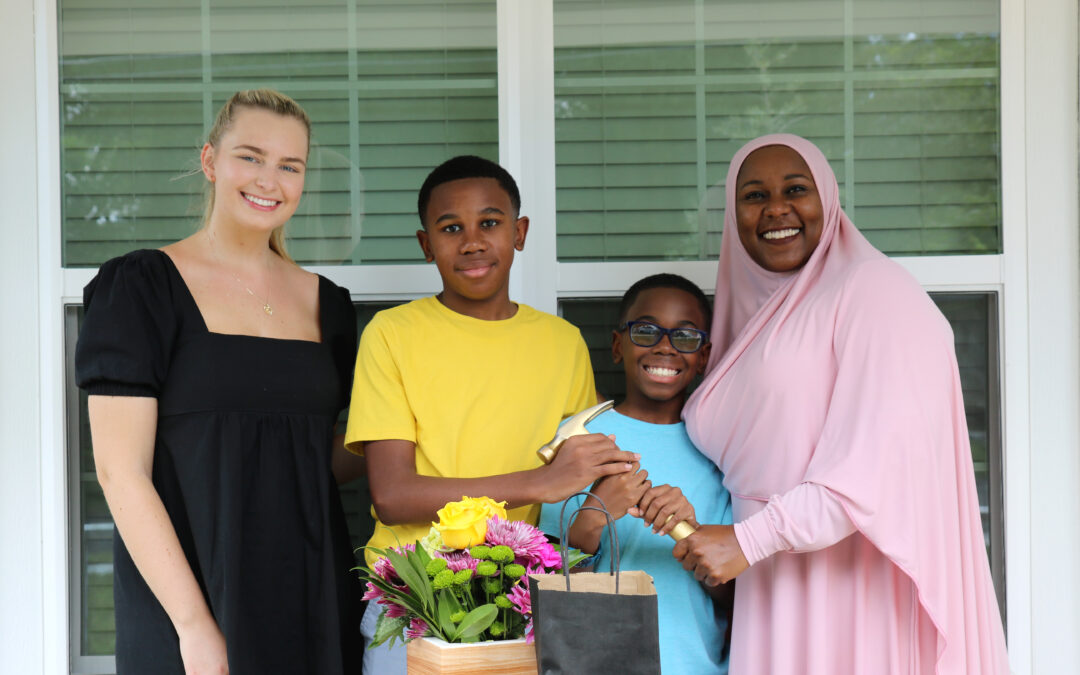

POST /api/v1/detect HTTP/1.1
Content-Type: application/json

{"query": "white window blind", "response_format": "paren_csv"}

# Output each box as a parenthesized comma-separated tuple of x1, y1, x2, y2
(59, 0, 498, 268)
(553, 0, 1000, 261)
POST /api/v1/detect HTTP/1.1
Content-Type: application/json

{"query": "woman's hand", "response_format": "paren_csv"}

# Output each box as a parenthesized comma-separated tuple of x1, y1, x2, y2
(178, 614, 229, 675)
(633, 483, 698, 537)
(672, 524, 749, 586)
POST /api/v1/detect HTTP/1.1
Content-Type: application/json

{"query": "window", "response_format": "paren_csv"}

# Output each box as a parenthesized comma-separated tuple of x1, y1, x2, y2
(551, 0, 1004, 616)
(59, 0, 498, 267)
(553, 0, 1000, 260)
(60, 1, 495, 671)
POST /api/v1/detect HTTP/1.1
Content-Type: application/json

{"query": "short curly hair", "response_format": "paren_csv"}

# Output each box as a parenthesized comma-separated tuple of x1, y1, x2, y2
(616, 273, 712, 329)
(417, 155, 521, 228)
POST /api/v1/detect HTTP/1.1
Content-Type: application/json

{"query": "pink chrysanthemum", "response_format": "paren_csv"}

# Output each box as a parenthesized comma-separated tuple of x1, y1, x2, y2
(366, 544, 416, 613)
(534, 542, 563, 569)
(485, 518, 561, 570)
(439, 549, 479, 572)
(406, 617, 430, 640)
(362, 581, 384, 602)
(383, 601, 409, 619)
(507, 583, 531, 615)
(372, 544, 416, 587)
(506, 584, 536, 643)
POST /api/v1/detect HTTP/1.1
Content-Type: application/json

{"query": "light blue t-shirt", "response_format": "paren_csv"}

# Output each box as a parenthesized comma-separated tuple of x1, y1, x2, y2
(539, 409, 734, 675)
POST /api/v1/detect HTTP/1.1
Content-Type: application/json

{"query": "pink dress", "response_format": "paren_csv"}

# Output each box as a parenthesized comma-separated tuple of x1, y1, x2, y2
(683, 135, 1008, 674)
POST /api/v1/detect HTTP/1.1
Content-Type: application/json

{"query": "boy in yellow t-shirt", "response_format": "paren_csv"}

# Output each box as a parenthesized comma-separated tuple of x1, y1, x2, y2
(344, 155, 639, 673)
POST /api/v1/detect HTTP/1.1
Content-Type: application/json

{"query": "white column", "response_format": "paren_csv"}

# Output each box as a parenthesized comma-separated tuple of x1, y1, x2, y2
(998, 0, 1032, 667)
(497, 0, 558, 315)
(0, 1, 46, 673)
(1018, 0, 1080, 671)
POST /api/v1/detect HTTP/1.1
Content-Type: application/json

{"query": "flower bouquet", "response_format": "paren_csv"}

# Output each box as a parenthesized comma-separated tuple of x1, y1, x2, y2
(357, 496, 588, 651)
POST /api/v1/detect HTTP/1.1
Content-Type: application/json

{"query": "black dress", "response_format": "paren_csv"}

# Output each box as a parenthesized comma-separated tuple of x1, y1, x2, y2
(75, 249, 363, 674)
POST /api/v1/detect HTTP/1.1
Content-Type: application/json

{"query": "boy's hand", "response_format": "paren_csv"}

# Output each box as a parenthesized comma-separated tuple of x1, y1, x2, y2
(590, 463, 651, 520)
(565, 463, 648, 554)
(633, 484, 698, 537)
(539, 433, 639, 504)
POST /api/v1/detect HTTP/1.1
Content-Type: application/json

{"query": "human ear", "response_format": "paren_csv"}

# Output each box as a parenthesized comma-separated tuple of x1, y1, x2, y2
(415, 229, 434, 263)
(611, 329, 624, 364)
(200, 143, 216, 182)
(696, 342, 712, 373)
(513, 216, 529, 251)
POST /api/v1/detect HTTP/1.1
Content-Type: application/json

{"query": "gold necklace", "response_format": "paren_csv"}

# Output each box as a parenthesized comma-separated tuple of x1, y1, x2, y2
(207, 231, 274, 316)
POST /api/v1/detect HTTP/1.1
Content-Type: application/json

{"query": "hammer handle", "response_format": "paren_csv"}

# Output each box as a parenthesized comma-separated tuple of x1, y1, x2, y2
(537, 440, 561, 464)
(668, 518, 697, 541)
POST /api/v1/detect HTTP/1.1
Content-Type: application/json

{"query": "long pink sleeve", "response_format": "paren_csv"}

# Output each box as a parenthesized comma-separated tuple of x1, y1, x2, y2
(733, 483, 855, 565)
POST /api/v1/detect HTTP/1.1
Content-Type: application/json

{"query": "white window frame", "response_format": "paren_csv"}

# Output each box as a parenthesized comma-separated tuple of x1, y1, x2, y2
(17, 0, 1078, 673)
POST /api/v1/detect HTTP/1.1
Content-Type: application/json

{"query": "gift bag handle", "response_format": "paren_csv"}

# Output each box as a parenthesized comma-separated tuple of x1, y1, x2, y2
(557, 491, 622, 593)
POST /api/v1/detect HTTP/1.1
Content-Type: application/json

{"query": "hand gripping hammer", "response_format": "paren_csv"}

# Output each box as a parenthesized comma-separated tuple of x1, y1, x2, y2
(536, 400, 698, 541)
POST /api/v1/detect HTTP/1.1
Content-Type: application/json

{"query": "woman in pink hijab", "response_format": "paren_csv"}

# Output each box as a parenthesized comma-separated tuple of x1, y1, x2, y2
(679, 134, 1009, 674)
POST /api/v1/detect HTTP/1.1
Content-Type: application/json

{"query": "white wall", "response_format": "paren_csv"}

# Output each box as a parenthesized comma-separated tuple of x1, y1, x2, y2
(1014, 0, 1080, 670)
(0, 1, 45, 673)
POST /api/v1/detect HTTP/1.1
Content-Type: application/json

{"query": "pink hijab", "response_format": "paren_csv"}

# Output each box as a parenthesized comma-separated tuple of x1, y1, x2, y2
(683, 134, 1008, 672)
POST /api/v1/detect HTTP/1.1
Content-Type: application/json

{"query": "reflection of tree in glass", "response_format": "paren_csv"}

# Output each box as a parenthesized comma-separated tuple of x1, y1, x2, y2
(853, 33, 1000, 255)
(709, 41, 811, 142)
(61, 90, 208, 265)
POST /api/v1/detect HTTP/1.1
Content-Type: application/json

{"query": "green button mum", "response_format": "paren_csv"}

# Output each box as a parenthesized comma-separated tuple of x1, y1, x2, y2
(432, 569, 455, 590)
(425, 557, 448, 577)
(489, 545, 514, 563)
(504, 563, 526, 579)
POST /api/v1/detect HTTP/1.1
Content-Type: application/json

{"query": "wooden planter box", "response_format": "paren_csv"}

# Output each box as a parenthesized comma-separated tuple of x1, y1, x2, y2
(406, 636, 537, 674)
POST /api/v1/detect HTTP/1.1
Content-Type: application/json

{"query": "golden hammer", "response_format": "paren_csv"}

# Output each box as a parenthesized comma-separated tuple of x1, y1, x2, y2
(537, 400, 698, 541)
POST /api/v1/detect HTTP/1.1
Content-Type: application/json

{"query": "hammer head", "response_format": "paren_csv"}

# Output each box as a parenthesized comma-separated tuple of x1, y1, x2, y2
(536, 400, 615, 464)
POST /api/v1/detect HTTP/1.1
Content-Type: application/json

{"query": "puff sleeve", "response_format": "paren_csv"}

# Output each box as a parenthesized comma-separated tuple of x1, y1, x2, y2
(75, 250, 180, 397)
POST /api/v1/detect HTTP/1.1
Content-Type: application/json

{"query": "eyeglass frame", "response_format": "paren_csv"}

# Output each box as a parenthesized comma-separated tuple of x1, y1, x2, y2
(617, 320, 709, 353)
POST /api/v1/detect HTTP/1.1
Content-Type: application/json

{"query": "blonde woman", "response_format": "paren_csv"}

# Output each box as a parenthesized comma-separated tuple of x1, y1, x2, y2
(76, 90, 363, 674)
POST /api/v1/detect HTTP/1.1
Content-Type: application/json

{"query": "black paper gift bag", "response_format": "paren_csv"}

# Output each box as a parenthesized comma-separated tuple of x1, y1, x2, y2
(529, 494, 662, 675)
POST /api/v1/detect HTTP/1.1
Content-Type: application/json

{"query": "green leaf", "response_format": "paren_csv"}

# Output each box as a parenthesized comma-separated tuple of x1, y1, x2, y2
(437, 591, 457, 637)
(406, 547, 436, 604)
(385, 548, 433, 610)
(368, 612, 408, 650)
(554, 544, 592, 571)
(362, 577, 425, 614)
(443, 588, 464, 614)
(452, 604, 498, 641)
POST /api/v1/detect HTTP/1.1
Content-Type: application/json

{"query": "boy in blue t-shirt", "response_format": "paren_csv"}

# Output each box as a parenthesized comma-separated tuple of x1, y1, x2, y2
(540, 273, 734, 674)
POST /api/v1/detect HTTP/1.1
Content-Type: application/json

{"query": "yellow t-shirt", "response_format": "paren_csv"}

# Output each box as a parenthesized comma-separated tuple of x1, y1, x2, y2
(345, 296, 597, 565)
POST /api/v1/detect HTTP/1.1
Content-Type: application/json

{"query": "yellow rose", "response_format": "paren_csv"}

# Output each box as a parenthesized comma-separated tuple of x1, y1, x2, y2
(432, 496, 508, 550)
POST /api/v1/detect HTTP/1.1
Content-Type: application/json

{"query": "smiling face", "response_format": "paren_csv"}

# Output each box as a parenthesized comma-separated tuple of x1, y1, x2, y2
(201, 107, 308, 233)
(416, 177, 529, 320)
(613, 286, 711, 423)
(734, 144, 825, 273)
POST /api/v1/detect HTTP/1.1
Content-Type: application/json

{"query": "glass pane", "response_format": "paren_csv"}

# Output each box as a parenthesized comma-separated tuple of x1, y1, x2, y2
(559, 291, 1004, 610)
(59, 0, 497, 268)
(554, 0, 1001, 261)
(66, 300, 399, 668)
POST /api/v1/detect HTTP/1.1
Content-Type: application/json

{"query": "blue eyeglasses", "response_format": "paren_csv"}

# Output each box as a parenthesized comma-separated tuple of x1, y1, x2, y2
(619, 321, 708, 353)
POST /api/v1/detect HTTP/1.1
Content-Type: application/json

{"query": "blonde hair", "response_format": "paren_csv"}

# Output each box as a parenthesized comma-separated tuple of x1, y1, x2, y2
(201, 89, 312, 262)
